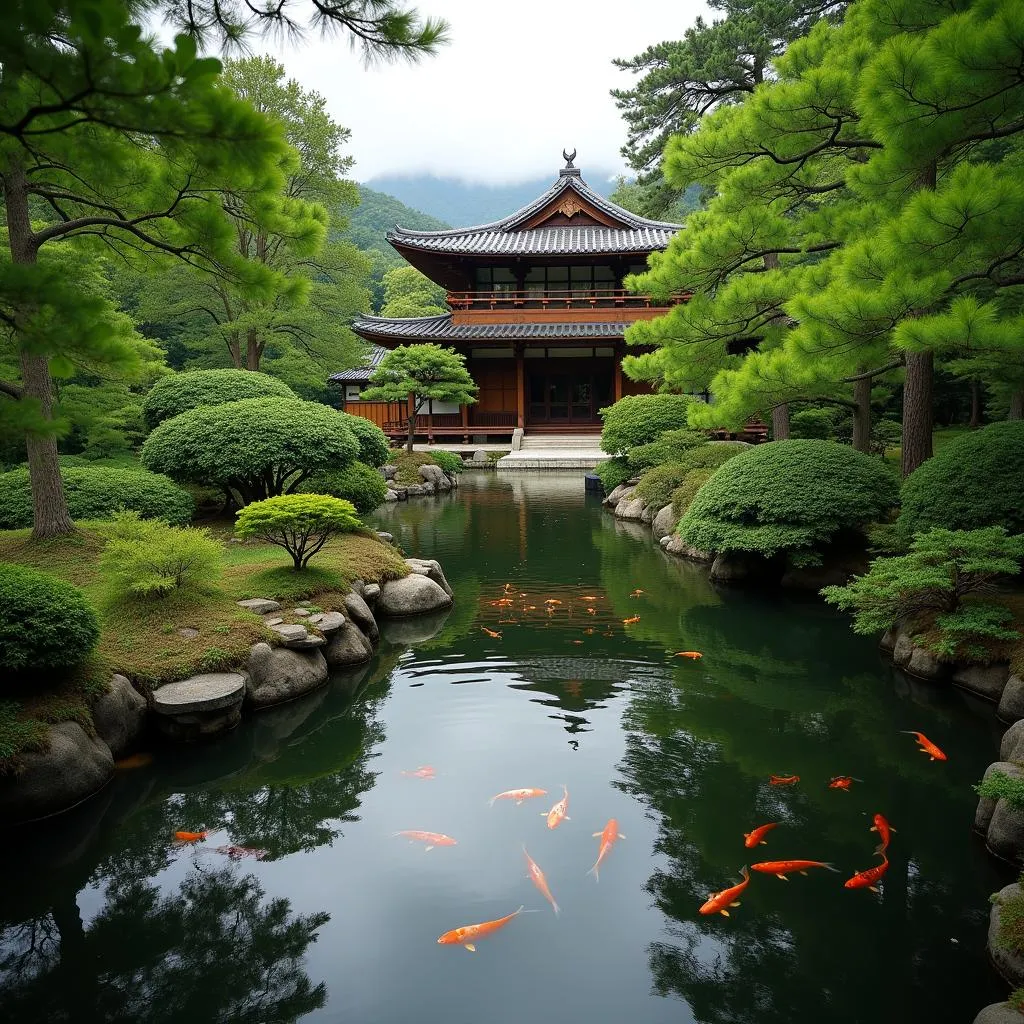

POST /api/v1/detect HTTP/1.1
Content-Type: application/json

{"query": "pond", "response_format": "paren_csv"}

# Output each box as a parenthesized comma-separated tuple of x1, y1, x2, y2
(0, 472, 1012, 1023)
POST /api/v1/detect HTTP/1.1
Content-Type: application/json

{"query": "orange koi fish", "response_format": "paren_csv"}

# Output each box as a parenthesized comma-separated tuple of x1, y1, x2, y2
(401, 766, 435, 779)
(524, 846, 559, 915)
(572, 640, 584, 645)
(489, 787, 547, 807)
(114, 752, 153, 770)
(587, 607, 597, 615)
(525, 605, 537, 611)
(544, 599, 562, 606)
(583, 628, 595, 635)
(828, 776, 859, 791)
(751, 859, 838, 880)
(481, 627, 502, 639)
(699, 866, 750, 917)
(588, 818, 625, 882)
(623, 615, 640, 625)
(544, 786, 570, 830)
(845, 853, 889, 892)
(743, 822, 779, 848)
(580, 595, 598, 602)
(870, 813, 897, 853)
(437, 905, 524, 952)
(674, 651, 702, 660)
(174, 830, 207, 843)
(769, 774, 800, 786)
(489, 598, 514, 607)
(902, 730, 947, 761)
(630, 589, 645, 598)
(394, 830, 457, 851)
(213, 844, 268, 860)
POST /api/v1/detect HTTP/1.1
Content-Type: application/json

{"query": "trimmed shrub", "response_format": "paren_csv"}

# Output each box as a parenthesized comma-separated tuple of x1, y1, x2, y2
(0, 465, 193, 530)
(634, 462, 695, 511)
(897, 421, 1024, 540)
(627, 429, 708, 472)
(430, 450, 464, 476)
(680, 439, 899, 565)
(340, 414, 390, 468)
(141, 398, 360, 505)
(671, 467, 717, 518)
(142, 369, 296, 427)
(595, 457, 632, 493)
(674, 442, 748, 473)
(300, 461, 387, 515)
(99, 513, 223, 598)
(235, 494, 361, 570)
(790, 408, 837, 440)
(0, 564, 100, 674)
(599, 394, 691, 456)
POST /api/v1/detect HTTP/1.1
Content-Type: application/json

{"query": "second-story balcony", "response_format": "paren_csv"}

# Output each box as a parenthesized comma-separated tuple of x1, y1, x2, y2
(446, 288, 687, 313)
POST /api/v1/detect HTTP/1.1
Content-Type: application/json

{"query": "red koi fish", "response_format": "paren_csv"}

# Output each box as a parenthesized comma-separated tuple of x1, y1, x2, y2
(588, 818, 625, 882)
(174, 830, 207, 843)
(437, 905, 524, 952)
(623, 615, 641, 625)
(630, 589, 645, 598)
(544, 599, 562, 607)
(845, 853, 889, 892)
(699, 866, 750, 917)
(743, 822, 779, 848)
(751, 859, 838, 880)
(870, 813, 897, 853)
(489, 787, 547, 807)
(394, 830, 457, 851)
(902, 730, 947, 761)
(213, 844, 268, 860)
(481, 626, 502, 638)
(401, 766, 435, 779)
(674, 651, 703, 660)
(828, 776, 860, 791)
(524, 847, 559, 915)
(115, 752, 153, 770)
(544, 786, 570, 830)
(769, 774, 800, 786)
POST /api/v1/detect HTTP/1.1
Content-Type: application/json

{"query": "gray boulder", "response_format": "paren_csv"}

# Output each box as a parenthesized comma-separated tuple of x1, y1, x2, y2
(91, 674, 147, 758)
(377, 531, 394, 543)
(710, 552, 771, 582)
(988, 797, 1024, 864)
(1001, 719, 1024, 762)
(905, 645, 951, 682)
(639, 503, 656, 524)
(990, 883, 1024, 985)
(953, 662, 1010, 702)
(153, 672, 246, 714)
(603, 482, 632, 507)
(381, 464, 397, 480)
(237, 598, 280, 615)
(973, 1003, 1024, 1024)
(343, 590, 379, 643)
(246, 643, 328, 708)
(384, 490, 399, 502)
(1000, 675, 1024, 724)
(892, 633, 914, 668)
(879, 626, 900, 654)
(323, 621, 374, 667)
(652, 504, 677, 541)
(977, 762, 1024, 834)
(419, 464, 445, 485)
(269, 622, 324, 650)
(308, 610, 345, 636)
(615, 496, 647, 521)
(405, 557, 453, 598)
(380, 606, 451, 646)
(378, 573, 453, 617)
(472, 450, 488, 463)
(0, 722, 114, 822)
(363, 582, 381, 605)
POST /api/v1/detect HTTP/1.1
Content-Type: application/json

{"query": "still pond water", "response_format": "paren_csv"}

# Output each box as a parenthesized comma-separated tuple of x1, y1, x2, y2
(0, 473, 1013, 1023)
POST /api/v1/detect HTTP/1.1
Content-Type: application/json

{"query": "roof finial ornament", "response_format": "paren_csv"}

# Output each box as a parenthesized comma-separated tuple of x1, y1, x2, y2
(562, 148, 577, 169)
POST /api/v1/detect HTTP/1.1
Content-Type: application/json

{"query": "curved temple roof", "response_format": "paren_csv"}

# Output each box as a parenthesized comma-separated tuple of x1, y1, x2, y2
(350, 313, 635, 343)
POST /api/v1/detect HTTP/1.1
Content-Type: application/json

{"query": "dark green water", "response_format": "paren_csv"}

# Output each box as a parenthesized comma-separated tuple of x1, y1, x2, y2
(0, 472, 1012, 1023)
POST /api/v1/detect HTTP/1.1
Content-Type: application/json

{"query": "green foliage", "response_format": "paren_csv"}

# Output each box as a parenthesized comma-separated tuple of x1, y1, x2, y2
(898, 422, 1024, 540)
(142, 370, 297, 428)
(300, 462, 387, 515)
(681, 440, 898, 564)
(671, 467, 717, 518)
(1008, 988, 1024, 1014)
(379, 266, 448, 317)
(978, 771, 1024, 812)
(634, 463, 696, 510)
(595, 457, 633, 493)
(430, 451, 464, 476)
(790, 408, 836, 440)
(58, 380, 151, 458)
(0, 466, 193, 530)
(339, 414, 390, 468)
(599, 394, 692, 456)
(141, 397, 359, 504)
(235, 494, 361, 570)
(0, 564, 99, 674)
(98, 513, 222, 599)
(929, 604, 1019, 659)
(627, 429, 708, 472)
(675, 442, 749, 473)
(822, 527, 1024, 635)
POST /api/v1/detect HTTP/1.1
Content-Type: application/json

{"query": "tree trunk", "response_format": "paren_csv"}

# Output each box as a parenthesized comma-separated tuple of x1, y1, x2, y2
(852, 375, 872, 453)
(969, 379, 981, 428)
(406, 416, 415, 453)
(3, 157, 75, 538)
(771, 404, 790, 440)
(227, 331, 242, 368)
(1009, 388, 1024, 421)
(901, 350, 933, 478)
(245, 329, 260, 371)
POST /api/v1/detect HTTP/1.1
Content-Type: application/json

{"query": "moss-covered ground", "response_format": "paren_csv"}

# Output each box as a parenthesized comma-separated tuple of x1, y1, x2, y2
(0, 523, 407, 771)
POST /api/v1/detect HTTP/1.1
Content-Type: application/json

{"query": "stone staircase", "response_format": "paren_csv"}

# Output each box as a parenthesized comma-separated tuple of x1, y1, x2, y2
(498, 432, 606, 470)
(520, 434, 603, 450)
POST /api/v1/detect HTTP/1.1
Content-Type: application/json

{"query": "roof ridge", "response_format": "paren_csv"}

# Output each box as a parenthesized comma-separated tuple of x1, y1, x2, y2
(353, 312, 452, 325)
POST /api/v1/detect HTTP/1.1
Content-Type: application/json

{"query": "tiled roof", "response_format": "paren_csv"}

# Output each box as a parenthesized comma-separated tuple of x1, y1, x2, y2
(327, 343, 388, 382)
(388, 171, 680, 257)
(350, 314, 633, 342)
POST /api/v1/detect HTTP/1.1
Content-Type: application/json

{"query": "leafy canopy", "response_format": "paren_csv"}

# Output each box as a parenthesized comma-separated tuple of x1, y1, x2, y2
(379, 265, 448, 318)
(142, 369, 297, 428)
(599, 394, 692, 456)
(338, 413, 390, 467)
(362, 344, 477, 407)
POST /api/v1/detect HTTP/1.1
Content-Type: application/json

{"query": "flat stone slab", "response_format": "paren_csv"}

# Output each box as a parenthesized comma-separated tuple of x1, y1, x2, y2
(237, 598, 281, 615)
(290, 608, 311, 617)
(152, 672, 246, 715)
(308, 610, 345, 635)
(270, 623, 325, 649)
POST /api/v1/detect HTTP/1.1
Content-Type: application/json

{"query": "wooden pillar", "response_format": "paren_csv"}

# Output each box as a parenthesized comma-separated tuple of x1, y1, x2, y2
(515, 345, 525, 429)
(614, 343, 623, 402)
(461, 401, 469, 444)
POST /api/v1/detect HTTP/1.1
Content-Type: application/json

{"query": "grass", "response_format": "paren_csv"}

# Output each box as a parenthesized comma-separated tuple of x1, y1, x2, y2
(994, 876, 1024, 955)
(0, 521, 408, 770)
(387, 449, 444, 484)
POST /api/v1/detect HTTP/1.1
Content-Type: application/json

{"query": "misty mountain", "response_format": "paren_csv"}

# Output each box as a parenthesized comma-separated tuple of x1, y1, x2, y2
(362, 172, 618, 228)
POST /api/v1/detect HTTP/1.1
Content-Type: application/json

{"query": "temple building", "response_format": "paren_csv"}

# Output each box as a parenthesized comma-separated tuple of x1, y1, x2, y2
(335, 155, 684, 442)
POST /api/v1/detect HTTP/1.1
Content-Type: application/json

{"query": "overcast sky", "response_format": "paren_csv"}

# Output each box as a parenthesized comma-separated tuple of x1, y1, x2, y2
(268, 0, 711, 184)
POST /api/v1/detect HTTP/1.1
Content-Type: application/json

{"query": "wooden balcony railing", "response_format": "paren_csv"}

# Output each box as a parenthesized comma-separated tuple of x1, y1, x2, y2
(446, 289, 685, 311)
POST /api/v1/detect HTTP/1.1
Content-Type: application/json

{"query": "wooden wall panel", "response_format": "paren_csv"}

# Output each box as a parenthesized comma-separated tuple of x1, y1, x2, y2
(469, 360, 517, 413)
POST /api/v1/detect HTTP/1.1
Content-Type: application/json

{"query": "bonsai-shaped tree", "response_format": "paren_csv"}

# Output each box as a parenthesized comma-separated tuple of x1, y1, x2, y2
(360, 344, 477, 452)
(235, 494, 361, 570)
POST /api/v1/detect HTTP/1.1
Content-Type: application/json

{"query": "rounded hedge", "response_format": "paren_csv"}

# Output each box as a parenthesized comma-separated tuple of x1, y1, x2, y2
(339, 413, 390, 468)
(142, 369, 297, 428)
(0, 465, 194, 530)
(141, 397, 360, 504)
(633, 462, 696, 510)
(680, 440, 899, 563)
(599, 394, 691, 456)
(671, 467, 717, 518)
(595, 457, 632, 493)
(628, 428, 708, 472)
(301, 461, 387, 515)
(897, 422, 1024, 540)
(0, 564, 100, 674)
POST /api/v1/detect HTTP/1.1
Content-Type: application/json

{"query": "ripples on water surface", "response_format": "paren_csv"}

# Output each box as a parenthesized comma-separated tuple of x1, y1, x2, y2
(0, 473, 1012, 1023)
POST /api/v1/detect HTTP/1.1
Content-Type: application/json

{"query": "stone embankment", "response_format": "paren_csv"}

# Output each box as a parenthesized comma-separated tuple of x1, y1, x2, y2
(0, 556, 454, 824)
(382, 462, 459, 502)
